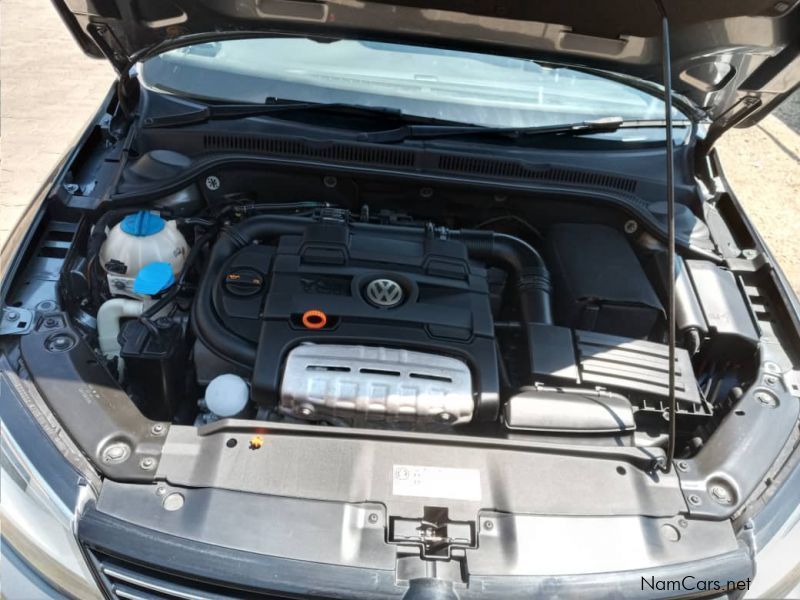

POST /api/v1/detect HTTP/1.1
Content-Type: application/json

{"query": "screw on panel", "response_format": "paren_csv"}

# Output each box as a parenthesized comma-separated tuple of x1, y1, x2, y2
(102, 443, 130, 464)
(742, 249, 759, 259)
(756, 391, 778, 407)
(6, 311, 19, 322)
(151, 423, 166, 436)
(676, 461, 689, 472)
(205, 175, 221, 191)
(710, 485, 733, 505)
(163, 493, 185, 511)
(36, 300, 56, 311)
(624, 220, 638, 234)
(764, 375, 778, 386)
(155, 486, 167, 497)
(140, 457, 156, 470)
(483, 520, 494, 531)
(688, 494, 702, 506)
(323, 175, 337, 188)
(46, 334, 75, 352)
(368, 513, 379, 524)
(660, 524, 681, 542)
(297, 405, 315, 418)
(437, 412, 455, 424)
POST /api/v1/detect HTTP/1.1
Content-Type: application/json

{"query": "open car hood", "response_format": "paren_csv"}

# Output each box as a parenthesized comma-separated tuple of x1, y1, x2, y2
(55, 0, 799, 135)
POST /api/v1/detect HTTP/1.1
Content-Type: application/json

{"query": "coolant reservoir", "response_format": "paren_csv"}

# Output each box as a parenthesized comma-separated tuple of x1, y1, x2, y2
(99, 211, 189, 298)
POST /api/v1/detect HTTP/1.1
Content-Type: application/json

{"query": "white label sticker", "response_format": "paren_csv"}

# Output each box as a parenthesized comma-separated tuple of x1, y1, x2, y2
(392, 465, 481, 501)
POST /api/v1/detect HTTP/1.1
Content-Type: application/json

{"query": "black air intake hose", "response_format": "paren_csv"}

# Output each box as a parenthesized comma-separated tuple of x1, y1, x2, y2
(192, 215, 310, 367)
(453, 230, 552, 325)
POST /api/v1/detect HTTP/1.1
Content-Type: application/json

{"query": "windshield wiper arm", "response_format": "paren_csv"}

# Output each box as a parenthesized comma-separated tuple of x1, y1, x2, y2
(355, 116, 627, 143)
(143, 99, 441, 128)
(355, 117, 692, 143)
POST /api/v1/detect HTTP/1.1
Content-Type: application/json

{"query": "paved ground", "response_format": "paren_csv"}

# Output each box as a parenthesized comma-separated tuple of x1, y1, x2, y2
(1, 0, 799, 289)
(0, 0, 112, 245)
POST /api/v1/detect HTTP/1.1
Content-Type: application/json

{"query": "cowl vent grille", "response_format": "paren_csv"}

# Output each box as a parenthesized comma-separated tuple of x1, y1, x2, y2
(201, 134, 638, 194)
(437, 154, 638, 193)
(203, 134, 416, 167)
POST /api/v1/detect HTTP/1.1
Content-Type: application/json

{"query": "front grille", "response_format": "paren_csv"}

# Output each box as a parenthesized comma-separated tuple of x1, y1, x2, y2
(86, 549, 294, 600)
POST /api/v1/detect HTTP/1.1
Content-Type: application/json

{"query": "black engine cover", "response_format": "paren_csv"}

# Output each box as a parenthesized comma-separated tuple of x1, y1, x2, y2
(211, 220, 500, 421)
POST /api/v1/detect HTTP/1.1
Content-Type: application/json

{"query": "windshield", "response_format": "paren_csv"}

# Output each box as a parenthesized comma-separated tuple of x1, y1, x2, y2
(140, 37, 685, 129)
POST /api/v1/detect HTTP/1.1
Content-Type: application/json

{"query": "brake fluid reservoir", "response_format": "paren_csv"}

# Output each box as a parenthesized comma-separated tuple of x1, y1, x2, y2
(99, 211, 189, 298)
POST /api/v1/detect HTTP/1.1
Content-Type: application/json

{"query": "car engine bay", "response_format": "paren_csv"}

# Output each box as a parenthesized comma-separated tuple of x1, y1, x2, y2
(13, 159, 767, 457)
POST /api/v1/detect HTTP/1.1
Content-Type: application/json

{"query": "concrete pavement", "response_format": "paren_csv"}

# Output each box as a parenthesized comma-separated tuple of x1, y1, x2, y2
(0, 0, 112, 244)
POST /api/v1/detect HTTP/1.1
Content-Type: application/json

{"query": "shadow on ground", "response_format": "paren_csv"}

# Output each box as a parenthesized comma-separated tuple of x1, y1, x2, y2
(774, 90, 800, 135)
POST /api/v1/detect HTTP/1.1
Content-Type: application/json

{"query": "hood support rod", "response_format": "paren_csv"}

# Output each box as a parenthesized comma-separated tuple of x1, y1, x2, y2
(654, 0, 678, 473)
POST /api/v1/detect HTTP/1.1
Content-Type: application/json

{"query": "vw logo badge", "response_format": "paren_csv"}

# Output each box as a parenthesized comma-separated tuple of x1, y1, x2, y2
(365, 278, 404, 308)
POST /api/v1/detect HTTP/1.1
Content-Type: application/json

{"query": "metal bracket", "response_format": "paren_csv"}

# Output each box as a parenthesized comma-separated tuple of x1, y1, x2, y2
(0, 306, 33, 336)
(389, 507, 476, 560)
(783, 370, 800, 398)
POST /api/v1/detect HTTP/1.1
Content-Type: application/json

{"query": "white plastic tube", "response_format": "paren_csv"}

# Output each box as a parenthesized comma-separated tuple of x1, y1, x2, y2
(97, 298, 144, 359)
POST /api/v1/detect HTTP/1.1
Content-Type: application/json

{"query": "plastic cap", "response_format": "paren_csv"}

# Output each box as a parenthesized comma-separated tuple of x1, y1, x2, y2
(120, 211, 165, 237)
(133, 262, 175, 296)
(206, 374, 249, 418)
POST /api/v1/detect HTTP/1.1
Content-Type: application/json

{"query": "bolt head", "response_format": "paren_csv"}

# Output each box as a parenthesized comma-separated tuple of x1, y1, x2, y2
(102, 443, 130, 463)
(205, 175, 221, 191)
(688, 494, 702, 506)
(756, 391, 778, 407)
(660, 524, 681, 542)
(483, 520, 494, 531)
(163, 493, 185, 511)
(6, 311, 19, 321)
(677, 461, 689, 472)
(46, 334, 75, 352)
(140, 457, 156, 470)
(368, 513, 379, 524)
(624, 220, 638, 234)
(710, 485, 733, 505)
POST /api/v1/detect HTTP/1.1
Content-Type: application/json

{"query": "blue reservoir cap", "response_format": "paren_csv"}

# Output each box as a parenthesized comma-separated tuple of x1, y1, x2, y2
(120, 211, 165, 237)
(133, 262, 175, 296)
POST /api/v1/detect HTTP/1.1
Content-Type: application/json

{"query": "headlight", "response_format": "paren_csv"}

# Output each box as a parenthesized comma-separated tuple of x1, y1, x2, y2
(745, 456, 800, 599)
(0, 421, 102, 599)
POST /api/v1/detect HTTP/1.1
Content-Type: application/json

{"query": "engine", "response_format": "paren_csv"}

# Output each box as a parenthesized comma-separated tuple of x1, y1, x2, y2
(193, 211, 550, 426)
(81, 198, 748, 447)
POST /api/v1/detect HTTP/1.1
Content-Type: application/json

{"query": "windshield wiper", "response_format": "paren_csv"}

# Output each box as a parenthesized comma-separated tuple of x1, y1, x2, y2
(354, 117, 691, 143)
(143, 99, 447, 128)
